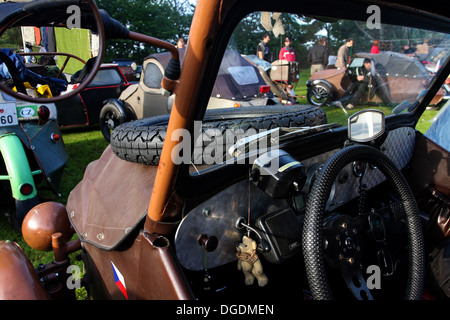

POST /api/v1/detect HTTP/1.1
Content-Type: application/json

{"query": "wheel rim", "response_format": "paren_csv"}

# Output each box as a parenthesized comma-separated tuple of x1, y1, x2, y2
(100, 107, 125, 142)
(309, 85, 329, 105)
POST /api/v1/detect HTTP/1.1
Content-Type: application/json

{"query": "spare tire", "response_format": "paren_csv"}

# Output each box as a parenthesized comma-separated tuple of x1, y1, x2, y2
(110, 105, 327, 165)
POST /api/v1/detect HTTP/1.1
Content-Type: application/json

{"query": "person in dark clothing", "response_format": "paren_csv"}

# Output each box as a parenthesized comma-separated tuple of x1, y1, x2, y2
(70, 57, 96, 83)
(332, 58, 391, 110)
(257, 34, 271, 62)
(308, 37, 329, 74)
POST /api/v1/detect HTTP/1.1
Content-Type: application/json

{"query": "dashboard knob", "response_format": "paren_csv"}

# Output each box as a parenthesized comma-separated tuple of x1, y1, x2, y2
(198, 234, 218, 252)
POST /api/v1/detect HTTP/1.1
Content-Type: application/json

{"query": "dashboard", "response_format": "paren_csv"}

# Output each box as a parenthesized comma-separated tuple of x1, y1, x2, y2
(174, 126, 416, 271)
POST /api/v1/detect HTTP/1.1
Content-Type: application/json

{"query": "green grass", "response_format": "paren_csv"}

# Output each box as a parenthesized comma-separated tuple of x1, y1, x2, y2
(0, 125, 108, 300)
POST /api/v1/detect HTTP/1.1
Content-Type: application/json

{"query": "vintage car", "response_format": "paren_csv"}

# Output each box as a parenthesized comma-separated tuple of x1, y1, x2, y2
(56, 63, 131, 128)
(100, 48, 280, 141)
(307, 51, 445, 108)
(0, 0, 449, 308)
(111, 59, 141, 82)
(0, 92, 67, 230)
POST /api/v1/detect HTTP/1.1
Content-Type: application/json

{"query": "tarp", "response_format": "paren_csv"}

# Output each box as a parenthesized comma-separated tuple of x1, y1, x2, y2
(356, 51, 430, 79)
(425, 100, 450, 151)
(145, 49, 272, 100)
(54, 28, 91, 74)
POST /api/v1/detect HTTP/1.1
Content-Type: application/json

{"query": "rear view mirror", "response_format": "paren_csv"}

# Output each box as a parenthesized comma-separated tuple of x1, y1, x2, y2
(348, 109, 385, 143)
(0, 0, 104, 103)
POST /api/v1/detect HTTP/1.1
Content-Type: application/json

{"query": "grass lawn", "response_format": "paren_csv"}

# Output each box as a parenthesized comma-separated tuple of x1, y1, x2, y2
(0, 71, 440, 299)
(0, 126, 108, 299)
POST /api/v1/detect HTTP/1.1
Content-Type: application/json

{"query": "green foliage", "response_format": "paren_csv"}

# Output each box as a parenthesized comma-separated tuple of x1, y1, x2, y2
(0, 27, 22, 49)
(231, 13, 329, 67)
(95, 0, 194, 63)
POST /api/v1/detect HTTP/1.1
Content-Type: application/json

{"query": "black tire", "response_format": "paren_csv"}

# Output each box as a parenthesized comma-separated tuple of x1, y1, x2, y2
(307, 83, 333, 106)
(100, 101, 127, 142)
(110, 105, 327, 165)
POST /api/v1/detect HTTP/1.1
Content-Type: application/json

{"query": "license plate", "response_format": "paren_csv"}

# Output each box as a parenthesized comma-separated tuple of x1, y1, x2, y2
(0, 103, 19, 127)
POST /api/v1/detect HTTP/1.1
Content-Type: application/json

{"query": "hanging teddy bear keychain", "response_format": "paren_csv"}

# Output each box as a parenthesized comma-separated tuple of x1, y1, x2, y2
(236, 235, 268, 287)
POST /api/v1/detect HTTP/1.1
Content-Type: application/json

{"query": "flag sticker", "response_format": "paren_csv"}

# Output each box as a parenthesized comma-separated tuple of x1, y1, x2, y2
(111, 261, 128, 299)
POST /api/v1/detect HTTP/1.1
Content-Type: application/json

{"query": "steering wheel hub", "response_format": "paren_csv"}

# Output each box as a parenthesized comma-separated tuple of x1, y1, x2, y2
(324, 215, 363, 270)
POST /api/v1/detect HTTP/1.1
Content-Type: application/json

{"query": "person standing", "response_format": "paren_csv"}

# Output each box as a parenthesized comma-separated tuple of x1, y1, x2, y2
(308, 37, 329, 74)
(257, 34, 271, 62)
(335, 38, 353, 69)
(176, 38, 186, 49)
(279, 36, 296, 62)
(371, 39, 380, 54)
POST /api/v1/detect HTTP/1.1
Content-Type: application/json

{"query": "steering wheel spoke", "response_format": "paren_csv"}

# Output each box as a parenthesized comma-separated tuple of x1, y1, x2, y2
(342, 267, 374, 300)
(323, 214, 375, 299)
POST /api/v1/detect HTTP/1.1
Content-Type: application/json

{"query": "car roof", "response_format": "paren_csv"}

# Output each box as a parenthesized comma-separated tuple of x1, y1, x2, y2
(355, 52, 431, 79)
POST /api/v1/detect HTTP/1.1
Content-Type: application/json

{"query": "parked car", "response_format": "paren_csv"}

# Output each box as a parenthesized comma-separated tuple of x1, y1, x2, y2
(307, 51, 445, 108)
(100, 48, 280, 141)
(1, 0, 450, 306)
(0, 91, 67, 229)
(111, 59, 141, 82)
(55, 63, 131, 129)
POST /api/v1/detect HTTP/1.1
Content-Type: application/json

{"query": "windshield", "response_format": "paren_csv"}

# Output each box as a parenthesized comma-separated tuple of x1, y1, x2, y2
(209, 12, 450, 124)
(186, 11, 450, 172)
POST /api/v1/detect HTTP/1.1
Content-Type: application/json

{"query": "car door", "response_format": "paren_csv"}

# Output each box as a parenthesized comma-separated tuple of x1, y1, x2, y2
(81, 65, 131, 124)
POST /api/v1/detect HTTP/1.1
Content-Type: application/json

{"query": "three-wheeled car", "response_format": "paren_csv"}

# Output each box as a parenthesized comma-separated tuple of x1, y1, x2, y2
(0, 0, 449, 306)
(307, 51, 445, 108)
(100, 48, 280, 141)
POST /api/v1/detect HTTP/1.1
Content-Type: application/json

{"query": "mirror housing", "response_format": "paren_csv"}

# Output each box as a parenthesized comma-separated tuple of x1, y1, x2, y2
(348, 109, 386, 144)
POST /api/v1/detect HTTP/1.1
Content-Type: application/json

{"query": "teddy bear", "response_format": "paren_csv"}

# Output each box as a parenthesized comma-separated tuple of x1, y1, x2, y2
(236, 235, 268, 287)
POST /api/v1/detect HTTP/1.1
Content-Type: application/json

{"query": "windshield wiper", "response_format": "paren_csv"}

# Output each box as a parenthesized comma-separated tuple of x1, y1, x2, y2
(279, 123, 342, 140)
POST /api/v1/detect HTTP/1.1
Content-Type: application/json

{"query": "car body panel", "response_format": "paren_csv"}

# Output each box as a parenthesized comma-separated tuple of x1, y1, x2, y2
(56, 64, 131, 127)
(120, 48, 279, 119)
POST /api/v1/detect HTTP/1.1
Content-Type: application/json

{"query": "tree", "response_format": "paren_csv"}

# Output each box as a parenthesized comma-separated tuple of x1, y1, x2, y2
(95, 0, 194, 63)
(0, 27, 22, 49)
(230, 13, 329, 67)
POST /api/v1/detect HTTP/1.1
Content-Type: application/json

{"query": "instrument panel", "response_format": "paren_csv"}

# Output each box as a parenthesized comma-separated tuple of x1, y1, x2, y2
(174, 127, 416, 270)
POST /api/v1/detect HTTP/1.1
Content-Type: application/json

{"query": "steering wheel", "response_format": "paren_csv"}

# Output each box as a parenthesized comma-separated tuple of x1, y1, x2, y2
(302, 144, 425, 300)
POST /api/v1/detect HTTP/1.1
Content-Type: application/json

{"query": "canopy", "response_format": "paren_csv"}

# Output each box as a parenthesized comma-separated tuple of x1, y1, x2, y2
(145, 49, 272, 100)
(356, 51, 430, 79)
